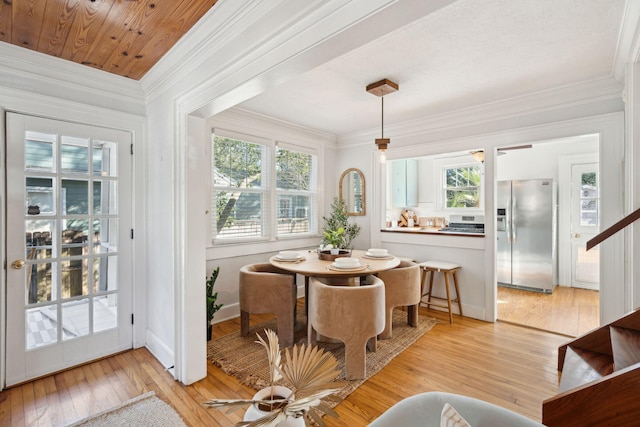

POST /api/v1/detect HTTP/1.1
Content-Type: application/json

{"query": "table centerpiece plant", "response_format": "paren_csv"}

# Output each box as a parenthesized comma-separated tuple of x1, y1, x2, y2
(204, 329, 342, 426)
(320, 197, 360, 257)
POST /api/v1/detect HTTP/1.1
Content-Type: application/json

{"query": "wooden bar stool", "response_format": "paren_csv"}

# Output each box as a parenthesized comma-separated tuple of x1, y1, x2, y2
(418, 261, 463, 323)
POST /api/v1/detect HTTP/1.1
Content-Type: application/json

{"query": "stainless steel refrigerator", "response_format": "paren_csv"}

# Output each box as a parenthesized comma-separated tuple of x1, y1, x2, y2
(497, 179, 558, 293)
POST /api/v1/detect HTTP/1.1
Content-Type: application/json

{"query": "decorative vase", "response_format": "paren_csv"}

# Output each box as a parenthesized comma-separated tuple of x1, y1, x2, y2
(207, 323, 212, 341)
(243, 385, 305, 427)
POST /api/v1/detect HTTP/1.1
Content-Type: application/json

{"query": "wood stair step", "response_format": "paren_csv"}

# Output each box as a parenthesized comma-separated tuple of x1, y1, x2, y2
(558, 346, 614, 393)
(610, 326, 640, 370)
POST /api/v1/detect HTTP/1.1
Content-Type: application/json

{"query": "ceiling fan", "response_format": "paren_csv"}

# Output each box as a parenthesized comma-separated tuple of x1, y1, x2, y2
(496, 144, 533, 152)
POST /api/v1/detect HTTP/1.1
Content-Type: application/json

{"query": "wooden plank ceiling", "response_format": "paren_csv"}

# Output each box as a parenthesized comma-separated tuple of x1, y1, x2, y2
(0, 0, 218, 80)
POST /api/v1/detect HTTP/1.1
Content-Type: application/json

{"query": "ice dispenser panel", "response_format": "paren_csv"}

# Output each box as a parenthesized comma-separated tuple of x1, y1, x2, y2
(497, 208, 507, 231)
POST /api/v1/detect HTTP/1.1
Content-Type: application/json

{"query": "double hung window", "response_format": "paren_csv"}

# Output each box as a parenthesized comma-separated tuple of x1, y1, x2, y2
(442, 164, 481, 209)
(211, 132, 317, 242)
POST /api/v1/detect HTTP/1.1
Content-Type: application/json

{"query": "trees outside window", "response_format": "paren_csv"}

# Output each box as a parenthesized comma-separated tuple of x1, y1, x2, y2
(275, 147, 316, 236)
(212, 135, 317, 241)
(443, 164, 481, 208)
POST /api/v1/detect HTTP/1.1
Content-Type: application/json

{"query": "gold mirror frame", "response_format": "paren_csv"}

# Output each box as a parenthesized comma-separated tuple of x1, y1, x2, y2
(339, 168, 366, 216)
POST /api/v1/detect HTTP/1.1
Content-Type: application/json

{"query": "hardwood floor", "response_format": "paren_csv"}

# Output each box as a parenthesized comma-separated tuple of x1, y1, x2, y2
(0, 305, 568, 426)
(497, 285, 600, 337)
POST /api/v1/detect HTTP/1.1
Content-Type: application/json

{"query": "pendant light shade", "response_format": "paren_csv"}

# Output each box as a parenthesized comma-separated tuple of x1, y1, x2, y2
(367, 79, 398, 155)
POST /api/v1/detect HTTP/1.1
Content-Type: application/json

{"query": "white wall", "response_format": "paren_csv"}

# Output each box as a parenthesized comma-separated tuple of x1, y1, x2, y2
(497, 135, 599, 181)
(328, 143, 376, 250)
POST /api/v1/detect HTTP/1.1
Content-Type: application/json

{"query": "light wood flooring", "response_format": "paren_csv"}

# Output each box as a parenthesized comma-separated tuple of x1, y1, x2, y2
(497, 285, 600, 337)
(0, 305, 569, 426)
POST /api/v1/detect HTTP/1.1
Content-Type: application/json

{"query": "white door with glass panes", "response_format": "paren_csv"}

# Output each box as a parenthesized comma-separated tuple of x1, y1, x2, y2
(570, 163, 600, 290)
(5, 113, 133, 386)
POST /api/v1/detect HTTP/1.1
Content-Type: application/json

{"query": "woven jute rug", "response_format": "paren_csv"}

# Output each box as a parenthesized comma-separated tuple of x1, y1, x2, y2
(67, 391, 186, 427)
(207, 309, 437, 404)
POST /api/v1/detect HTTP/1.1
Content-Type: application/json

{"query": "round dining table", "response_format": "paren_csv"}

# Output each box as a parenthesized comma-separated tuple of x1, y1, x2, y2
(269, 249, 400, 279)
(269, 249, 400, 315)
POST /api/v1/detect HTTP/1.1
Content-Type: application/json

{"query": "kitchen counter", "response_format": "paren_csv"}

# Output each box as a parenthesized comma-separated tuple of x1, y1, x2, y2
(381, 226, 485, 237)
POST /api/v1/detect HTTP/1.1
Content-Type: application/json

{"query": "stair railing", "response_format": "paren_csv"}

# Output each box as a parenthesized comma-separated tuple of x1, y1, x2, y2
(586, 207, 640, 250)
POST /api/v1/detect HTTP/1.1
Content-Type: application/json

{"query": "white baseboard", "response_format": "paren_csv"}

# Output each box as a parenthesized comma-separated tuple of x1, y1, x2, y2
(145, 329, 175, 370)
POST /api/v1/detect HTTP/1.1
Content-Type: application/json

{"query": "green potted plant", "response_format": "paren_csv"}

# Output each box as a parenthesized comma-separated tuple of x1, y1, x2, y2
(320, 197, 360, 258)
(323, 226, 345, 254)
(206, 266, 223, 341)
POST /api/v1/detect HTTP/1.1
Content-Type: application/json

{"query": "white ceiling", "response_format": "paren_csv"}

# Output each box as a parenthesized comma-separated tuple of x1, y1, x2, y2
(237, 0, 627, 137)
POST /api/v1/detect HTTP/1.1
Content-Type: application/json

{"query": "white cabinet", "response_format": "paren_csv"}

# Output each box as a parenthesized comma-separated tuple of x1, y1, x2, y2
(391, 159, 418, 207)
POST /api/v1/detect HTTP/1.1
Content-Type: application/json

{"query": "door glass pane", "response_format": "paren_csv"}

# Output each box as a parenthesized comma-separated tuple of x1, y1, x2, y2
(93, 140, 117, 177)
(27, 262, 56, 304)
(62, 179, 89, 215)
(93, 180, 117, 215)
(62, 300, 89, 340)
(26, 177, 55, 215)
(25, 132, 55, 172)
(93, 256, 118, 293)
(26, 220, 55, 260)
(93, 219, 117, 253)
(26, 305, 58, 350)
(60, 226, 89, 257)
(580, 172, 598, 226)
(61, 136, 89, 174)
(61, 260, 87, 298)
(94, 295, 118, 332)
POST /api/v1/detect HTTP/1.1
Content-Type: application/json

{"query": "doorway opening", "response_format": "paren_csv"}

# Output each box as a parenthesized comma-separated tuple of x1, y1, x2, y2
(496, 134, 600, 337)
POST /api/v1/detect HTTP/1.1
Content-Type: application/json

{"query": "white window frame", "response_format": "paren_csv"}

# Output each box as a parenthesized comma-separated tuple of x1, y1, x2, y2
(274, 141, 318, 240)
(439, 161, 484, 212)
(210, 131, 318, 245)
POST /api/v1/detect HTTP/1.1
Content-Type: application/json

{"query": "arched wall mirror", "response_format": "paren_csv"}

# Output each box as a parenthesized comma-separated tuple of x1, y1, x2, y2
(339, 168, 366, 216)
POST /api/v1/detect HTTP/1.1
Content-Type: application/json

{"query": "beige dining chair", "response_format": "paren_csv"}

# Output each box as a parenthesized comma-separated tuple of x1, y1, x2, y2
(239, 263, 297, 347)
(307, 275, 385, 380)
(376, 260, 422, 339)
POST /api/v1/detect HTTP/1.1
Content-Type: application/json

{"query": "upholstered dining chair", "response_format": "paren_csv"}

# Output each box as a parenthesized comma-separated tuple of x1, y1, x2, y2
(376, 260, 422, 340)
(307, 275, 385, 380)
(239, 263, 297, 347)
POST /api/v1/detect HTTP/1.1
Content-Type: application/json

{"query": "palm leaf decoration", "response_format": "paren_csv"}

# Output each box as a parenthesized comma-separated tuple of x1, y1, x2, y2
(256, 329, 283, 385)
(278, 342, 341, 397)
(204, 329, 342, 427)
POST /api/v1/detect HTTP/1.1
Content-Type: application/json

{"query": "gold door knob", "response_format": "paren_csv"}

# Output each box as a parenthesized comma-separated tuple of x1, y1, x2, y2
(574, 233, 581, 238)
(11, 260, 25, 269)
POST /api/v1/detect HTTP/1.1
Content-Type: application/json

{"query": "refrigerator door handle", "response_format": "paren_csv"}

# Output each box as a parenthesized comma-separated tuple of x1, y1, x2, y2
(512, 196, 517, 244)
(506, 197, 511, 243)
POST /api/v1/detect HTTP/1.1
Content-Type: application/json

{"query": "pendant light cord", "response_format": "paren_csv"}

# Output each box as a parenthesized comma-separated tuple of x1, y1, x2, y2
(381, 97, 384, 138)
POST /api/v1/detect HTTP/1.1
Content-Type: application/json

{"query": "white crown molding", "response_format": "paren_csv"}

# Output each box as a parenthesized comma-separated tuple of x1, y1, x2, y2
(141, 0, 455, 105)
(338, 76, 624, 146)
(0, 42, 145, 113)
(140, 0, 343, 101)
(209, 107, 337, 147)
(140, 0, 272, 98)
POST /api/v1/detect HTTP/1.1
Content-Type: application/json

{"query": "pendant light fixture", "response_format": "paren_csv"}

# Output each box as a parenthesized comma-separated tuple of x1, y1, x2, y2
(471, 150, 485, 163)
(366, 78, 399, 162)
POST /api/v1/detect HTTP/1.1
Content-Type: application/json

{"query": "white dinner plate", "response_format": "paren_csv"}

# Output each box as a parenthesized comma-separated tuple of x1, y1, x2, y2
(329, 263, 365, 271)
(274, 255, 304, 262)
(364, 252, 393, 259)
